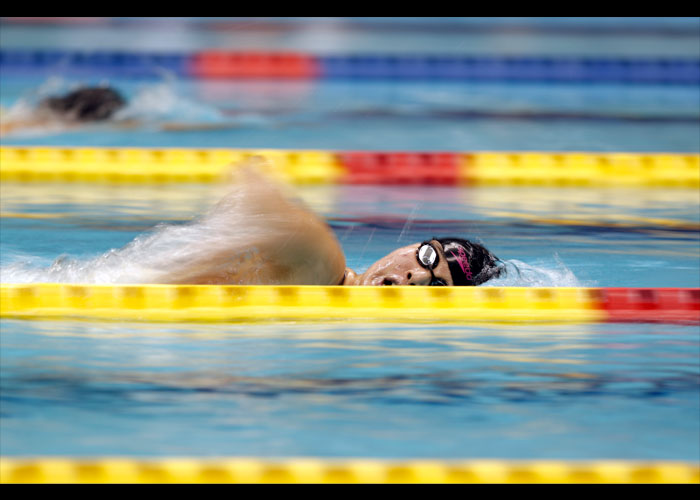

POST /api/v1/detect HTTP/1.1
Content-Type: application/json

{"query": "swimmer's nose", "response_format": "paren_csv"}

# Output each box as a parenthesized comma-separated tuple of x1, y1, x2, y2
(407, 267, 432, 286)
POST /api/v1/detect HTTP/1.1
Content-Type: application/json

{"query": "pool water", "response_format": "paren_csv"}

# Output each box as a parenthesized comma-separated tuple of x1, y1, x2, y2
(0, 18, 699, 463)
(1, 319, 698, 459)
(1, 183, 698, 288)
(2, 77, 700, 152)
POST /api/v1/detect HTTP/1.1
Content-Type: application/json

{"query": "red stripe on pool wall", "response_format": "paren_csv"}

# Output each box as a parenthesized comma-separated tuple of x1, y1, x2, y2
(339, 152, 460, 185)
(190, 51, 319, 78)
(600, 288, 700, 324)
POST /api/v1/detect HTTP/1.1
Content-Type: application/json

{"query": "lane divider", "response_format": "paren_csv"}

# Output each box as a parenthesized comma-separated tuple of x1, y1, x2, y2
(602, 288, 700, 323)
(191, 51, 318, 78)
(2, 147, 698, 187)
(0, 147, 344, 184)
(2, 50, 699, 83)
(1, 457, 697, 483)
(0, 285, 697, 324)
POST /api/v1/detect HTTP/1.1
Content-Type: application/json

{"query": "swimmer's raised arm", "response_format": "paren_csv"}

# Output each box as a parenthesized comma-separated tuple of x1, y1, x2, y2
(156, 160, 347, 286)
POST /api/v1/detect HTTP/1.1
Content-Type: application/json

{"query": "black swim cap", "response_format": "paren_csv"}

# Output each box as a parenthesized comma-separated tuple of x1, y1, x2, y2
(41, 86, 126, 122)
(436, 237, 502, 286)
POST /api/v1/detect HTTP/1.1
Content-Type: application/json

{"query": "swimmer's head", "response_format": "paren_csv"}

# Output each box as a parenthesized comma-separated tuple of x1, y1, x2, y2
(39, 86, 126, 122)
(345, 237, 502, 286)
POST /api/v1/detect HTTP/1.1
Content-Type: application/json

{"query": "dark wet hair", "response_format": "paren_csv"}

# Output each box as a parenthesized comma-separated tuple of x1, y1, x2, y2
(435, 237, 503, 286)
(40, 86, 126, 122)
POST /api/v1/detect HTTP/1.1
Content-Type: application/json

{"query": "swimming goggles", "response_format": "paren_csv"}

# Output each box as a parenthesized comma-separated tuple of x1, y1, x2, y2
(416, 241, 448, 286)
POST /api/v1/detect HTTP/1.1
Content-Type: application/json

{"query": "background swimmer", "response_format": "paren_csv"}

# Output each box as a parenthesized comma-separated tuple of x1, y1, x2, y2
(0, 84, 239, 136)
(1, 86, 125, 135)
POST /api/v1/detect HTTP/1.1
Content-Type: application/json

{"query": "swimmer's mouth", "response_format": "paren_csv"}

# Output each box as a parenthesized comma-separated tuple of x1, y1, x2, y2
(381, 278, 395, 286)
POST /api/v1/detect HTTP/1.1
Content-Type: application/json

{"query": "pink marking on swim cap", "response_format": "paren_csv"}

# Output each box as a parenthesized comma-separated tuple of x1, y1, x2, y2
(450, 246, 473, 281)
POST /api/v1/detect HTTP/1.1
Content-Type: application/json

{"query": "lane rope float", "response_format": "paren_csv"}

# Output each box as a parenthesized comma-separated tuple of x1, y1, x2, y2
(2, 147, 698, 187)
(1, 285, 697, 324)
(1, 457, 698, 483)
(2, 49, 698, 84)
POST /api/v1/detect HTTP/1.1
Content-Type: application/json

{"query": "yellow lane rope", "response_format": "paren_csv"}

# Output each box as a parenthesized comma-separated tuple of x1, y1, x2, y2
(0, 285, 606, 323)
(467, 152, 699, 187)
(0, 147, 343, 184)
(1, 458, 697, 483)
(1, 147, 697, 187)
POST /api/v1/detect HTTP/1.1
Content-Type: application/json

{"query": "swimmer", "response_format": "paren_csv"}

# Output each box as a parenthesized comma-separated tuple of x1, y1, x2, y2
(0, 86, 126, 135)
(341, 236, 503, 286)
(130, 158, 503, 287)
(0, 85, 239, 136)
(0, 157, 503, 286)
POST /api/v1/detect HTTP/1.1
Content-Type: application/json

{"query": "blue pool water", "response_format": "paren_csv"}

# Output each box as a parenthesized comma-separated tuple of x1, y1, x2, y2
(0, 18, 699, 461)
(1, 319, 698, 459)
(2, 77, 700, 152)
(1, 183, 699, 288)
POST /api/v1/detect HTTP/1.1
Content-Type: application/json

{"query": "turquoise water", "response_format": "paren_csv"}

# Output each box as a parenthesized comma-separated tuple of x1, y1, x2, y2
(0, 18, 699, 461)
(2, 77, 699, 152)
(1, 319, 698, 459)
(1, 183, 699, 288)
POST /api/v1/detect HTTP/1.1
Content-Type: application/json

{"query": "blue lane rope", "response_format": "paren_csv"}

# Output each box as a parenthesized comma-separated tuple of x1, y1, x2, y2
(0, 50, 189, 78)
(1, 50, 698, 84)
(316, 55, 700, 83)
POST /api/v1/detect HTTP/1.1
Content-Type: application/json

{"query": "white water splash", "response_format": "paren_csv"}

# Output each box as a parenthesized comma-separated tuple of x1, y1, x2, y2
(0, 168, 301, 285)
(114, 81, 225, 124)
(483, 255, 591, 287)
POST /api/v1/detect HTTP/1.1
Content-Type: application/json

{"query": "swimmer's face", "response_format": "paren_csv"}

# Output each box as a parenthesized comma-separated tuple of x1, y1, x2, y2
(358, 240, 454, 286)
